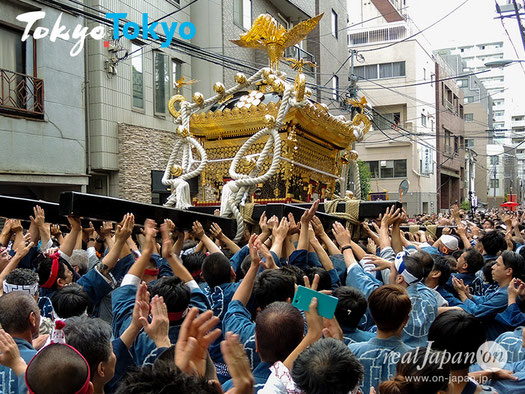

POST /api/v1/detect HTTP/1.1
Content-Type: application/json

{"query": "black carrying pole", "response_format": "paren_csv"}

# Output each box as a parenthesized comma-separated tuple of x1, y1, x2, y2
(58, 192, 237, 239)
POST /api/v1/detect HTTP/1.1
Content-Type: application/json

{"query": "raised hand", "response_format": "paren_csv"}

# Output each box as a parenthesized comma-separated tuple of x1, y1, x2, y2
(362, 254, 393, 272)
(301, 199, 320, 225)
(175, 308, 221, 376)
(50, 224, 62, 237)
(259, 211, 269, 234)
(221, 332, 254, 394)
(381, 205, 401, 227)
(160, 221, 174, 259)
(287, 212, 300, 235)
(209, 222, 224, 240)
(0, 329, 26, 376)
(273, 216, 290, 240)
(191, 221, 204, 239)
(311, 216, 326, 237)
(139, 295, 170, 348)
(30, 205, 46, 228)
(267, 215, 279, 233)
(366, 238, 377, 254)
(331, 221, 351, 248)
(98, 221, 113, 238)
(254, 238, 277, 269)
(67, 216, 81, 231)
(10, 220, 23, 234)
(115, 214, 135, 242)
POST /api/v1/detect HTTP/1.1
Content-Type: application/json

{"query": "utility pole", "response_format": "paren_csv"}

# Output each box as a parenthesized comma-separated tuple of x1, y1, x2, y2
(493, 161, 497, 209)
(467, 147, 472, 212)
(512, 0, 525, 51)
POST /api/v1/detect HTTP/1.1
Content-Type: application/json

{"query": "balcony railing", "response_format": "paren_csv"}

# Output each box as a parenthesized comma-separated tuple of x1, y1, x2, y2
(0, 69, 44, 118)
(348, 21, 410, 47)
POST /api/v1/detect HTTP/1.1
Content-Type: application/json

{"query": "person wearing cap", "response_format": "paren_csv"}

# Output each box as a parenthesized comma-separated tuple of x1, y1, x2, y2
(420, 234, 459, 256)
(441, 250, 525, 340)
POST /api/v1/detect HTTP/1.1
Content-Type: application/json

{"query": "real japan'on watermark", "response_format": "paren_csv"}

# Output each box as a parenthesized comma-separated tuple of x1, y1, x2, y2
(383, 340, 508, 372)
(15, 11, 196, 57)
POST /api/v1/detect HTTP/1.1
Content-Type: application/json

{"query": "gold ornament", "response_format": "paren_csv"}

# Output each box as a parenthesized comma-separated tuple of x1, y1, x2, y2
(348, 150, 359, 161)
(176, 125, 190, 138)
(168, 94, 186, 119)
(231, 13, 324, 71)
(264, 114, 276, 126)
(213, 82, 226, 95)
(174, 77, 199, 94)
(234, 72, 247, 85)
(192, 92, 204, 106)
(294, 72, 306, 102)
(170, 165, 183, 177)
(305, 87, 312, 98)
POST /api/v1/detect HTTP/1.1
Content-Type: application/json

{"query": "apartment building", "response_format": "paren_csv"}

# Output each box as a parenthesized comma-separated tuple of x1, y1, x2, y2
(348, 0, 438, 215)
(0, 0, 88, 200)
(434, 55, 466, 210)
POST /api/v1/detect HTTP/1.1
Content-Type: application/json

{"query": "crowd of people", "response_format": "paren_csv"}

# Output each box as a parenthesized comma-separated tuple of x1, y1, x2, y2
(0, 200, 524, 394)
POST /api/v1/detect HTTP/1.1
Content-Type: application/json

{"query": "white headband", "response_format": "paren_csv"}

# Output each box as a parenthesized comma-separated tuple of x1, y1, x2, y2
(395, 252, 420, 285)
(3, 282, 39, 296)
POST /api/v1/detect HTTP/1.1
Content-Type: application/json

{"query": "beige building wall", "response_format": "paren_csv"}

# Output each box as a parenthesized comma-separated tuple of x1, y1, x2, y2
(352, 38, 438, 215)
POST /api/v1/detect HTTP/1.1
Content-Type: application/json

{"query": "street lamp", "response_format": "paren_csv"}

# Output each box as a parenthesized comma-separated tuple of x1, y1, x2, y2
(484, 59, 525, 68)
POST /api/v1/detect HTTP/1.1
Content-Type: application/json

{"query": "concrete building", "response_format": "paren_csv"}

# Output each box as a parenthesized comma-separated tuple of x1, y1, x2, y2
(347, 0, 438, 215)
(434, 55, 466, 210)
(0, 0, 88, 200)
(436, 41, 525, 206)
(436, 42, 506, 140)
(512, 114, 525, 201)
(440, 54, 492, 209)
(487, 144, 518, 208)
(83, 0, 193, 204)
(82, 0, 353, 204)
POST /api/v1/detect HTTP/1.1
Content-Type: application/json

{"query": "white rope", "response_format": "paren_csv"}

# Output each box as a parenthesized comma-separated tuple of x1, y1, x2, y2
(222, 74, 302, 241)
(351, 159, 361, 200)
(163, 69, 268, 209)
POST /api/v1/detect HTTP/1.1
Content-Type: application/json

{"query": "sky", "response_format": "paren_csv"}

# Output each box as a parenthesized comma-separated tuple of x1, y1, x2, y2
(409, 0, 508, 48)
(348, 0, 525, 111)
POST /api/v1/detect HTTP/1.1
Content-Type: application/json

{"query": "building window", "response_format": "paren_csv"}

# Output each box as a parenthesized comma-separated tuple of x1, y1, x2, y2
(444, 129, 452, 154)
(464, 113, 474, 122)
(365, 160, 407, 178)
(354, 61, 405, 80)
(172, 58, 182, 94)
(234, 0, 252, 30)
(0, 25, 42, 117)
(490, 155, 499, 165)
(131, 43, 144, 109)
(154, 51, 170, 115)
(331, 10, 338, 38)
(490, 179, 499, 189)
(464, 96, 474, 104)
(375, 112, 400, 130)
(421, 113, 426, 127)
(0, 25, 25, 74)
(332, 75, 339, 100)
(466, 139, 474, 148)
